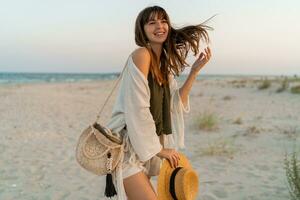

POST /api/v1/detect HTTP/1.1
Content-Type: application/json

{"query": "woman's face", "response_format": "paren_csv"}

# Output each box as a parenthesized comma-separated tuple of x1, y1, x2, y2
(143, 14, 169, 45)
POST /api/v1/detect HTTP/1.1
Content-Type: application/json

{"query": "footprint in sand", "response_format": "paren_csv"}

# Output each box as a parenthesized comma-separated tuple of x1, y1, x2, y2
(76, 185, 85, 191)
(237, 184, 244, 190)
(201, 194, 217, 200)
(268, 175, 277, 181)
(212, 187, 228, 198)
(254, 164, 270, 171)
(245, 171, 260, 178)
(33, 173, 45, 181)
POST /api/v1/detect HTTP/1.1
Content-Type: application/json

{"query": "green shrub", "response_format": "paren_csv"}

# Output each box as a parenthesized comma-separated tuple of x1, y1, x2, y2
(291, 85, 300, 94)
(223, 95, 232, 101)
(276, 77, 289, 93)
(233, 117, 243, 125)
(198, 137, 236, 158)
(244, 126, 260, 135)
(195, 112, 218, 131)
(258, 78, 271, 90)
(284, 152, 300, 200)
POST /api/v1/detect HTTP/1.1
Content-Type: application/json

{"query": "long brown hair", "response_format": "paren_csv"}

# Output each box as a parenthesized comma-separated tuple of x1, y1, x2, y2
(135, 6, 214, 85)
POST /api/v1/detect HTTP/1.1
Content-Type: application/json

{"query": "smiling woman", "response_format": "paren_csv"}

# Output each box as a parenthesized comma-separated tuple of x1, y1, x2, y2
(102, 5, 214, 200)
(134, 6, 213, 86)
(144, 18, 169, 43)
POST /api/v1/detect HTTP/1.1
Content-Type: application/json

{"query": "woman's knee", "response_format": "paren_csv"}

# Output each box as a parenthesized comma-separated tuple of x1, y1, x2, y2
(123, 171, 158, 200)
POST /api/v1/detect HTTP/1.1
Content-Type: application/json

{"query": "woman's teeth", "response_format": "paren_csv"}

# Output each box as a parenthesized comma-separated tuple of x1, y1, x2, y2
(155, 32, 165, 36)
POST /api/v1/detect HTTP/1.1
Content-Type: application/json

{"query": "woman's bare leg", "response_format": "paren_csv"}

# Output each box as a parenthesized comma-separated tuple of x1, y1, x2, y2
(123, 171, 158, 200)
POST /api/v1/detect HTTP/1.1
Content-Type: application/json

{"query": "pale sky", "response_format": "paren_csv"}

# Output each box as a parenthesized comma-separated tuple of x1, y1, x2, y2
(1, 0, 299, 75)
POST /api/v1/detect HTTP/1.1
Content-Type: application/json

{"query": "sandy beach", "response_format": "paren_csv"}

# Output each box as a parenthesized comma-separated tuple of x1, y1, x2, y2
(0, 77, 299, 200)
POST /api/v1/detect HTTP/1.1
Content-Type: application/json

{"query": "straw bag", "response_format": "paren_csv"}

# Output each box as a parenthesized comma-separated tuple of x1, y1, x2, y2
(75, 58, 128, 198)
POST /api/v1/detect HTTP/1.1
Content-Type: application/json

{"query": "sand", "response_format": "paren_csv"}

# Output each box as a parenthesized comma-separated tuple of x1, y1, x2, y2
(0, 77, 299, 200)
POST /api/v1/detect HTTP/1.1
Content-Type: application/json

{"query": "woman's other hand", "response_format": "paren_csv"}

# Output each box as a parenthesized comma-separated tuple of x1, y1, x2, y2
(157, 148, 180, 168)
(191, 47, 212, 74)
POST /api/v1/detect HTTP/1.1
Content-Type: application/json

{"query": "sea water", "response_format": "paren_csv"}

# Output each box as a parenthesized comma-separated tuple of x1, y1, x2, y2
(0, 72, 262, 85)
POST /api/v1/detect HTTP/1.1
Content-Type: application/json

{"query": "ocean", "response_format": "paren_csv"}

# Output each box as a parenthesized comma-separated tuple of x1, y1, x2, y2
(0, 72, 271, 85)
(0, 72, 120, 85)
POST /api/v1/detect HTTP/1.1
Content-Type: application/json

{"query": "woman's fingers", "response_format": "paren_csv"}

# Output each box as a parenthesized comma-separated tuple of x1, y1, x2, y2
(205, 48, 210, 60)
(208, 47, 211, 57)
(202, 47, 211, 60)
(171, 155, 177, 168)
(198, 47, 211, 61)
(171, 153, 180, 168)
(205, 48, 208, 55)
(175, 152, 180, 161)
(199, 52, 205, 60)
(174, 155, 179, 167)
(199, 48, 210, 62)
(206, 47, 211, 59)
(168, 156, 175, 168)
(163, 149, 181, 168)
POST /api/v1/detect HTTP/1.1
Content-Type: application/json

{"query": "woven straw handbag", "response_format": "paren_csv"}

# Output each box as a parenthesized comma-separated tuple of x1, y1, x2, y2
(75, 122, 123, 175)
(75, 58, 128, 198)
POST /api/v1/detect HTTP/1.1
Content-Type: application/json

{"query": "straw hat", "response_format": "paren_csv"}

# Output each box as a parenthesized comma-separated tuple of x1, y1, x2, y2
(157, 152, 199, 200)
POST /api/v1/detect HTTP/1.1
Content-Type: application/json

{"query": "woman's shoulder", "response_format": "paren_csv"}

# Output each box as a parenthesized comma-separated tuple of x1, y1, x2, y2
(130, 47, 151, 79)
(131, 47, 150, 58)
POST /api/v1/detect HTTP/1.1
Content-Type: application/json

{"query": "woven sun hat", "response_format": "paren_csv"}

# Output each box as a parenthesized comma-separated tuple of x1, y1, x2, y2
(157, 152, 199, 200)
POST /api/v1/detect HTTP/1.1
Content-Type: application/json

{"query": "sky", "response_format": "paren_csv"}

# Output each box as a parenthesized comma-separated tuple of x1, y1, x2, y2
(0, 0, 299, 75)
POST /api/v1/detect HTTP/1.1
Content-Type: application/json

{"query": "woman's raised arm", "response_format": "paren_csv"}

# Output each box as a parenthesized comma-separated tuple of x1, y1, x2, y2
(179, 47, 212, 107)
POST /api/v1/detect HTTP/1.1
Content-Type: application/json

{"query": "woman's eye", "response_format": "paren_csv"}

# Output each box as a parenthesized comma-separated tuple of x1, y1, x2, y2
(148, 20, 167, 25)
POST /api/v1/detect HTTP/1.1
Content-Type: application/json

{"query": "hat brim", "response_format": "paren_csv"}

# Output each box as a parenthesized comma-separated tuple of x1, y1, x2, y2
(157, 152, 193, 200)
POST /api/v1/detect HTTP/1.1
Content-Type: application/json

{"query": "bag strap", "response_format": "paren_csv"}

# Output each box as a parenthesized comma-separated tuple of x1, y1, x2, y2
(94, 56, 130, 124)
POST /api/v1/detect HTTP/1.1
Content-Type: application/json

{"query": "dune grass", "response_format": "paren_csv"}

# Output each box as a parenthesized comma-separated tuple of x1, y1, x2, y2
(223, 95, 233, 101)
(258, 78, 271, 90)
(195, 111, 218, 131)
(228, 79, 247, 88)
(233, 117, 243, 125)
(276, 126, 299, 139)
(276, 77, 289, 93)
(199, 137, 236, 158)
(284, 151, 300, 200)
(291, 85, 300, 94)
(290, 75, 300, 83)
(244, 126, 260, 136)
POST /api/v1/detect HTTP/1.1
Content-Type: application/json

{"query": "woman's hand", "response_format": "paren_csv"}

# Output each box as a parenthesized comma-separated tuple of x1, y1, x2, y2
(191, 47, 212, 74)
(157, 148, 180, 168)
(178, 47, 211, 106)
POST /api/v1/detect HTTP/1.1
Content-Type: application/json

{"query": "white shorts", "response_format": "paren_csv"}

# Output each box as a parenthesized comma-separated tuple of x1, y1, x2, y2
(121, 133, 162, 179)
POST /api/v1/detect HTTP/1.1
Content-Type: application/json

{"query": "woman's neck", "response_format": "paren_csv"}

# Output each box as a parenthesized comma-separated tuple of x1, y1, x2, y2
(149, 42, 162, 63)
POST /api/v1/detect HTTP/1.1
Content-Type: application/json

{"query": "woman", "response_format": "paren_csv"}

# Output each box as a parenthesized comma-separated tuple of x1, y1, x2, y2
(107, 5, 212, 200)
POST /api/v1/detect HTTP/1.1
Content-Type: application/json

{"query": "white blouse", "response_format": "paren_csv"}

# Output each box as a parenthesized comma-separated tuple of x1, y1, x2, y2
(106, 54, 190, 199)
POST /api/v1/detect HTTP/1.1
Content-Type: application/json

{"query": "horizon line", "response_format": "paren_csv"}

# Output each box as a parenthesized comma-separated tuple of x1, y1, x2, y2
(0, 71, 299, 77)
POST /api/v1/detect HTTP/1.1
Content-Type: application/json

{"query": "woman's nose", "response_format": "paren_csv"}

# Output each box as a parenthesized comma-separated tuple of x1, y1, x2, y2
(155, 22, 164, 28)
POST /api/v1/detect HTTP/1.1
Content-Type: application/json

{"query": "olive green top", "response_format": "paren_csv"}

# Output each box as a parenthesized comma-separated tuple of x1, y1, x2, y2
(148, 72, 172, 136)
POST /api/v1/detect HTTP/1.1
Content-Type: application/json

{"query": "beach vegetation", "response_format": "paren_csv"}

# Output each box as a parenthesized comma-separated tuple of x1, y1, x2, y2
(258, 78, 271, 90)
(277, 126, 299, 139)
(233, 117, 243, 125)
(276, 77, 289, 93)
(195, 111, 218, 131)
(223, 95, 232, 101)
(291, 85, 300, 94)
(229, 79, 247, 88)
(284, 151, 300, 200)
(198, 137, 236, 158)
(244, 126, 260, 136)
(291, 75, 300, 83)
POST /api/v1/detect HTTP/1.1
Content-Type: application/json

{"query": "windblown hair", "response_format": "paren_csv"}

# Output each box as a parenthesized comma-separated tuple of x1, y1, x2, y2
(135, 5, 214, 85)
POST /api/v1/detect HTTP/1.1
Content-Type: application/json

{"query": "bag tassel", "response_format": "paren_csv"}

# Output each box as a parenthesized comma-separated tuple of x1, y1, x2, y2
(105, 152, 117, 197)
